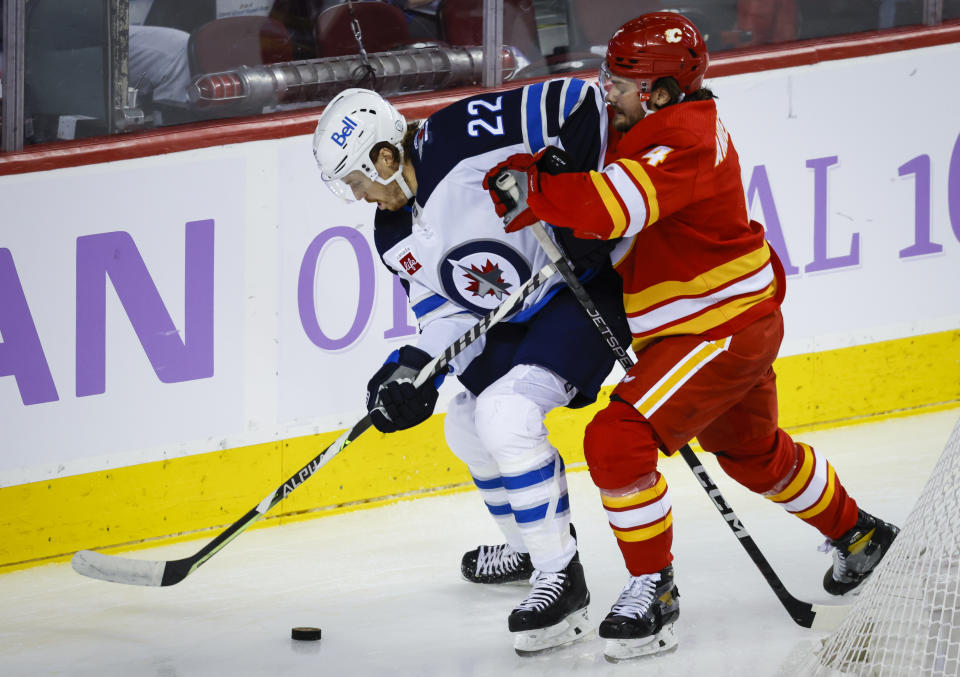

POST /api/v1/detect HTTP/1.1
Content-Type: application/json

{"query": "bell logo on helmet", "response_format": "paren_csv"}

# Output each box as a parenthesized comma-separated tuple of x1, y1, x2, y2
(331, 115, 359, 148)
(664, 28, 682, 43)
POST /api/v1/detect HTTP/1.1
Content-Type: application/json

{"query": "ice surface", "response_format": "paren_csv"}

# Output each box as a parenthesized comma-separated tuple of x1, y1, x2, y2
(1, 409, 956, 677)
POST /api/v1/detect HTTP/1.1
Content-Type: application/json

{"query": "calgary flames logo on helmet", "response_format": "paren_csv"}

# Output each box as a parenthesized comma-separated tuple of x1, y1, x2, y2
(605, 12, 709, 95)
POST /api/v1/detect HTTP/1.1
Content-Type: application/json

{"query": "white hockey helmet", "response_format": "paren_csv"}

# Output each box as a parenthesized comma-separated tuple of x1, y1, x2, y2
(312, 88, 413, 202)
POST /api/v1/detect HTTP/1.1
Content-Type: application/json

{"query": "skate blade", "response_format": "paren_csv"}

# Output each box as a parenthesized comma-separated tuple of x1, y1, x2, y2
(513, 608, 593, 656)
(603, 624, 678, 663)
(462, 576, 532, 586)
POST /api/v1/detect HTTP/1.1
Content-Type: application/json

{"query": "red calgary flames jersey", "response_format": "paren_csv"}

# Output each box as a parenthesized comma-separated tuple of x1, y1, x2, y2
(529, 99, 786, 351)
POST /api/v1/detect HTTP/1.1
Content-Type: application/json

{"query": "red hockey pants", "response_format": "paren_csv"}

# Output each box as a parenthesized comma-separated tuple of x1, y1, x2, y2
(583, 310, 860, 575)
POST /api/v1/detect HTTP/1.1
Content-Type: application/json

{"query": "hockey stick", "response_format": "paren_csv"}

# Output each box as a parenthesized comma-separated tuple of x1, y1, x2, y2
(522, 216, 847, 631)
(676, 445, 848, 630)
(71, 261, 561, 587)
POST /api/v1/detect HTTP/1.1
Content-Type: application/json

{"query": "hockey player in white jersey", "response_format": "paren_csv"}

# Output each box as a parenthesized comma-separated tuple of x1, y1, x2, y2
(312, 82, 630, 654)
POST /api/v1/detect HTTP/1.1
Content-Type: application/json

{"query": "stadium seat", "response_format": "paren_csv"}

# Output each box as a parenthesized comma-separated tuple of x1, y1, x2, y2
(188, 16, 295, 75)
(314, 2, 412, 58)
(438, 0, 543, 64)
(563, 2, 724, 56)
(567, 0, 665, 48)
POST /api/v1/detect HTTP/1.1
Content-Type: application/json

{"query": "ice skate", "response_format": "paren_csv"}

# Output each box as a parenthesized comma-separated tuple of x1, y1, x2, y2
(508, 553, 592, 655)
(461, 543, 534, 584)
(599, 565, 680, 663)
(822, 509, 900, 595)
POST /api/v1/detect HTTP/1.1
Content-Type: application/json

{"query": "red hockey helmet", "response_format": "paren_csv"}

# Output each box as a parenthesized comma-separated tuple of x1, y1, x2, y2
(600, 12, 709, 101)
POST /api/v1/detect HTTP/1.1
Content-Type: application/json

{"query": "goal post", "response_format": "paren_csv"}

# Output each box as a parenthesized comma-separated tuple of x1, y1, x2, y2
(784, 414, 960, 676)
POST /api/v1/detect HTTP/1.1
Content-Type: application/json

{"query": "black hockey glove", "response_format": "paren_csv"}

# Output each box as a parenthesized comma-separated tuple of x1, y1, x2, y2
(553, 226, 619, 274)
(366, 345, 442, 433)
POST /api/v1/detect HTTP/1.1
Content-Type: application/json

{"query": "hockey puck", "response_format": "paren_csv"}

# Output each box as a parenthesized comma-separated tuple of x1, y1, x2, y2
(291, 626, 322, 641)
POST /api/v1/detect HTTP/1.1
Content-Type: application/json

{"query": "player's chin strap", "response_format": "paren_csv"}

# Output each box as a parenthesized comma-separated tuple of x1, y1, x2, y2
(375, 146, 414, 200)
(378, 166, 414, 200)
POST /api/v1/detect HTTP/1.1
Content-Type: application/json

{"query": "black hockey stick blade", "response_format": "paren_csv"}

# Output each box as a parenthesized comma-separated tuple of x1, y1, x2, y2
(71, 262, 560, 587)
(677, 445, 850, 630)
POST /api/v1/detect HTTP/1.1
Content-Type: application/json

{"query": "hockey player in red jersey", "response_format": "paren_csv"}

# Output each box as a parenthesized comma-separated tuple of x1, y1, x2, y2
(484, 12, 900, 662)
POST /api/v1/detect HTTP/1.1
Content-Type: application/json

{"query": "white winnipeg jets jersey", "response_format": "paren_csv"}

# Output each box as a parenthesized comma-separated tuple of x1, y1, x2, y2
(374, 78, 608, 370)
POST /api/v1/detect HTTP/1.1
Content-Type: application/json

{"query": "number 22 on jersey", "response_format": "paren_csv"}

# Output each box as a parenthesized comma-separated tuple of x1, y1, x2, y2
(466, 96, 504, 137)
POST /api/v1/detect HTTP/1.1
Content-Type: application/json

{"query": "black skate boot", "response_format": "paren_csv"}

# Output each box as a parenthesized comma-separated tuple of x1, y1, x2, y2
(822, 509, 900, 595)
(599, 565, 680, 662)
(508, 552, 592, 655)
(462, 525, 576, 585)
(461, 543, 534, 584)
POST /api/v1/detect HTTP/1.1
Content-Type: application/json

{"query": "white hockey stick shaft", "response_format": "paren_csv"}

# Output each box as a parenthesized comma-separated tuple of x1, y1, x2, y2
(72, 261, 560, 587)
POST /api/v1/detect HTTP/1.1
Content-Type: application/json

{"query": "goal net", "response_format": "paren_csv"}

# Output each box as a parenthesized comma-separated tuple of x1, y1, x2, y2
(785, 414, 960, 676)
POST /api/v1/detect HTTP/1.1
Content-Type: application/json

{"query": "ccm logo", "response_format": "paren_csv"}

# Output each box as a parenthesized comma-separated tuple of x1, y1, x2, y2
(330, 116, 358, 147)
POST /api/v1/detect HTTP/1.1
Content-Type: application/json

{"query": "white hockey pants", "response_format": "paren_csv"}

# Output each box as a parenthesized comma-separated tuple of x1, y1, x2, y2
(444, 364, 578, 573)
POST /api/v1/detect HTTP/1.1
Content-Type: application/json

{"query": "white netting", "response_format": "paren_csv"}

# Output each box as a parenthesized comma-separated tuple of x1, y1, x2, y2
(784, 415, 960, 676)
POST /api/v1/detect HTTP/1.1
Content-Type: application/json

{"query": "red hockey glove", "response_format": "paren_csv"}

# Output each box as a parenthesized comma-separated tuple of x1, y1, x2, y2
(483, 153, 541, 233)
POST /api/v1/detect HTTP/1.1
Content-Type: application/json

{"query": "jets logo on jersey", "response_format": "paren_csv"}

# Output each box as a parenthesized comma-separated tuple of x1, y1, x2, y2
(457, 260, 511, 299)
(439, 241, 531, 315)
